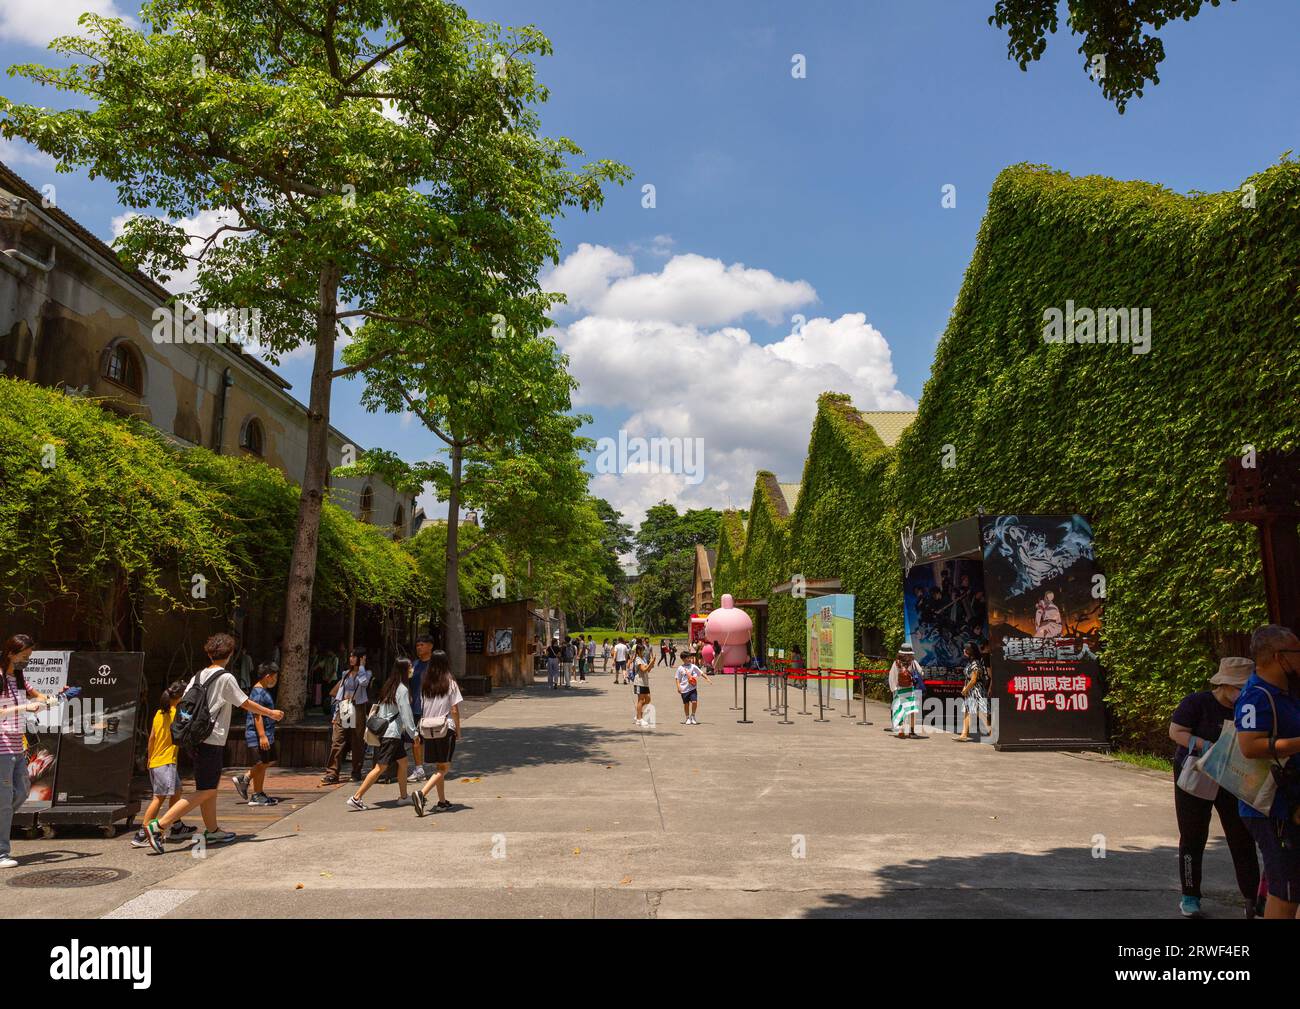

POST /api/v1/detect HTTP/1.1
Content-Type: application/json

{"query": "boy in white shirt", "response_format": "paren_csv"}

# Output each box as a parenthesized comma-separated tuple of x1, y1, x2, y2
(675, 651, 712, 725)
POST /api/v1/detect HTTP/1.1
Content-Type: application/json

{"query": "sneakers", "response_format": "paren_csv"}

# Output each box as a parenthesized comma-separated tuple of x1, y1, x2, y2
(411, 790, 427, 817)
(142, 818, 165, 855)
(0, 855, 17, 869)
(408, 766, 428, 783)
(203, 829, 236, 846)
(320, 774, 339, 784)
(130, 831, 151, 848)
(1179, 895, 1205, 918)
(168, 821, 197, 839)
(436, 799, 452, 810)
(346, 795, 368, 811)
(248, 793, 279, 806)
(231, 774, 250, 801)
(395, 795, 413, 806)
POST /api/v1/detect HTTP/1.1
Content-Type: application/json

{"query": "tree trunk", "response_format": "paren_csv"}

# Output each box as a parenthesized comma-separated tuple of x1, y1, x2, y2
(279, 264, 340, 722)
(444, 441, 466, 678)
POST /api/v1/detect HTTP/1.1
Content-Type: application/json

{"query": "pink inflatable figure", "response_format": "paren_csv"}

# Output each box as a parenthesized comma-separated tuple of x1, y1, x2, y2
(699, 643, 715, 666)
(704, 594, 753, 669)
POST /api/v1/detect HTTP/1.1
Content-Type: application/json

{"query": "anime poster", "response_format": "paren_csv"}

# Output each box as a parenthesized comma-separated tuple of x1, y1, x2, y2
(902, 558, 989, 698)
(980, 515, 1107, 750)
(806, 595, 855, 700)
(18, 650, 70, 809)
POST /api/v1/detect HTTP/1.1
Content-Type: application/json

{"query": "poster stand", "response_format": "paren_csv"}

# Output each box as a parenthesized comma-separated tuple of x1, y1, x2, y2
(12, 651, 144, 838)
(900, 514, 1108, 752)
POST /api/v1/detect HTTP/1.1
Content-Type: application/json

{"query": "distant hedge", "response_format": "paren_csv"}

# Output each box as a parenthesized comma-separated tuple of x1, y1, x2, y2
(0, 377, 418, 629)
(716, 160, 1299, 750)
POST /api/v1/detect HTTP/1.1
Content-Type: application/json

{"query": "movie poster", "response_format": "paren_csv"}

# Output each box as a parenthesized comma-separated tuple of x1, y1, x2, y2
(18, 650, 70, 809)
(902, 558, 989, 699)
(51, 652, 144, 807)
(980, 514, 1108, 749)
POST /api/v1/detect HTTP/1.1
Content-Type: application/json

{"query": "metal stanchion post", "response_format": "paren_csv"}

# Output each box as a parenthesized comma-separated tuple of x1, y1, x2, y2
(737, 671, 752, 724)
(765, 670, 773, 712)
(779, 671, 792, 725)
(730, 667, 740, 711)
(800, 672, 810, 715)
(841, 669, 854, 718)
(815, 670, 829, 722)
(857, 673, 873, 726)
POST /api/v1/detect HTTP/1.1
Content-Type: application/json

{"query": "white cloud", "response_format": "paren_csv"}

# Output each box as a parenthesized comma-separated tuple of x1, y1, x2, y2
(544, 245, 816, 326)
(0, 0, 131, 48)
(0, 136, 55, 170)
(548, 244, 914, 531)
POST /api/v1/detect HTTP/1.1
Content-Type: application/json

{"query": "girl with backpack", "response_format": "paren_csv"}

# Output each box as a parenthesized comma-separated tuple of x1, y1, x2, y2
(411, 650, 462, 817)
(130, 681, 196, 848)
(346, 659, 417, 811)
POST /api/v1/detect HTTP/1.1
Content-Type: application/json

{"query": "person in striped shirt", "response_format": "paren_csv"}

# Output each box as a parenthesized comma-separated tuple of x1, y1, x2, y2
(1, 634, 54, 869)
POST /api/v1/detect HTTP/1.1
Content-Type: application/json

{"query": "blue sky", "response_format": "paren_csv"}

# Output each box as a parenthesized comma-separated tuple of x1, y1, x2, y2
(2, 0, 1296, 536)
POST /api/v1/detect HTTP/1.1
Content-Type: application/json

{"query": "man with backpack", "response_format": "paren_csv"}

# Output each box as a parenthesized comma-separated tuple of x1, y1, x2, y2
(141, 633, 283, 854)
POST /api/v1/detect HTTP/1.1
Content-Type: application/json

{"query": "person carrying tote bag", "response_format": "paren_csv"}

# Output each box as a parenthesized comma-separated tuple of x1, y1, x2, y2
(1168, 657, 1260, 918)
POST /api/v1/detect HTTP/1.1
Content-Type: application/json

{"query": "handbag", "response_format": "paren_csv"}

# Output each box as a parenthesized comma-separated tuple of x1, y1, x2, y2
(1194, 717, 1278, 814)
(419, 714, 450, 740)
(337, 697, 355, 727)
(1176, 744, 1220, 800)
(366, 707, 394, 738)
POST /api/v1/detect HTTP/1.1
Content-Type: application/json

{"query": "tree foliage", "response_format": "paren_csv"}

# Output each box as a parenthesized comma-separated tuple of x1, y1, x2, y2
(990, 0, 1236, 113)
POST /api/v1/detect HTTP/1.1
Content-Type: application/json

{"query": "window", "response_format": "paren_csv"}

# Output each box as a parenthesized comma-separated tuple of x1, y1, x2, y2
(103, 341, 143, 394)
(392, 503, 405, 541)
(360, 485, 373, 524)
(240, 417, 264, 456)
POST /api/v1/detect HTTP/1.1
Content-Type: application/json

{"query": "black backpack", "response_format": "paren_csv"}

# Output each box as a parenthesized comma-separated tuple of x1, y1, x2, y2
(171, 668, 232, 754)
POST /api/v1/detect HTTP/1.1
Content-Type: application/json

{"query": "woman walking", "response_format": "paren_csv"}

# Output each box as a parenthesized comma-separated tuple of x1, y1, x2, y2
(1170, 656, 1261, 918)
(411, 650, 463, 816)
(345, 659, 416, 810)
(954, 642, 992, 741)
(1, 634, 50, 868)
(888, 644, 922, 739)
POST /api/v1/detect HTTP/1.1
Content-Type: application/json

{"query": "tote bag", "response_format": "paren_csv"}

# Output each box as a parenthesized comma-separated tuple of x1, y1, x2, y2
(1194, 718, 1277, 814)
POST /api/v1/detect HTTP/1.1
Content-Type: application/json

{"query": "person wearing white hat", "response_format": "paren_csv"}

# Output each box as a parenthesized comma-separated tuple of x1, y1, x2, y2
(887, 643, 923, 739)
(1169, 655, 1261, 918)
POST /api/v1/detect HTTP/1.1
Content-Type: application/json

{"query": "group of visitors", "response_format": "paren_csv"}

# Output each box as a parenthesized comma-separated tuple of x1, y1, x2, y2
(883, 641, 991, 741)
(543, 633, 600, 689)
(1169, 623, 1300, 919)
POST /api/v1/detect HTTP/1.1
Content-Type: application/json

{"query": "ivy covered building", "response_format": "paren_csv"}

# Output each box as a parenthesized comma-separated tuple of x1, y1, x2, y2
(714, 161, 1294, 750)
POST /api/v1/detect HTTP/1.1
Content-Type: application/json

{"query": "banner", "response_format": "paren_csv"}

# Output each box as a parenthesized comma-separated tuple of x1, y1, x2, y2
(806, 594, 855, 699)
(980, 514, 1107, 749)
(51, 651, 144, 807)
(18, 650, 70, 809)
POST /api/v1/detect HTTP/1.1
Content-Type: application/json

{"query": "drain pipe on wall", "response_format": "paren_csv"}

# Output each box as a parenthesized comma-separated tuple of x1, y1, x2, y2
(213, 366, 234, 453)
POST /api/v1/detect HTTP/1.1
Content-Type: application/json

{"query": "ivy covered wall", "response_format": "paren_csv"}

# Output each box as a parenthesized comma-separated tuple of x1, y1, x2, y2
(715, 161, 1296, 749)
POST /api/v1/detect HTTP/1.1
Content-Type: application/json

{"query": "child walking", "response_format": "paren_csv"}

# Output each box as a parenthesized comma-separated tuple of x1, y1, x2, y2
(675, 650, 712, 724)
(132, 681, 196, 848)
(233, 663, 280, 805)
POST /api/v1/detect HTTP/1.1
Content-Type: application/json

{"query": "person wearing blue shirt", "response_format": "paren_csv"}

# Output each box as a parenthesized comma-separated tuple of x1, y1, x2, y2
(407, 635, 434, 784)
(1234, 624, 1300, 917)
(233, 664, 280, 806)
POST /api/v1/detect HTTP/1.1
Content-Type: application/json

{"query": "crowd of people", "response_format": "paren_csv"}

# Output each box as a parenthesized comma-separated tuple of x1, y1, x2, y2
(6, 620, 1300, 920)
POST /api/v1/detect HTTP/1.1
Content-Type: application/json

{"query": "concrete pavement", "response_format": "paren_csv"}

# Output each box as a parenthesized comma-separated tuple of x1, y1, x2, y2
(3, 662, 1244, 918)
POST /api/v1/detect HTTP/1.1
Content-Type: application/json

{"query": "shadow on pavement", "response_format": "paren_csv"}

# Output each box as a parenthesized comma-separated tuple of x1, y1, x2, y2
(802, 843, 1248, 919)
(455, 723, 643, 776)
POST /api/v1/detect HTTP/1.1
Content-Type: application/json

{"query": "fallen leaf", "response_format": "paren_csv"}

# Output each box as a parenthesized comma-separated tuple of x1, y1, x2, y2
(619, 876, 632, 886)
(572, 847, 581, 855)
(375, 827, 388, 832)
(295, 883, 304, 889)
(320, 871, 333, 878)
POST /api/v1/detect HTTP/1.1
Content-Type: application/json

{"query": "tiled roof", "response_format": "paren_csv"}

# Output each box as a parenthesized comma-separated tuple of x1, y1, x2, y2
(858, 410, 916, 447)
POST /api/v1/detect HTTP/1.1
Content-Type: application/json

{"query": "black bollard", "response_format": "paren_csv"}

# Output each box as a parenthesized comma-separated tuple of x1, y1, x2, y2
(815, 670, 829, 723)
(856, 673, 873, 726)
(737, 670, 752, 724)
(778, 671, 793, 725)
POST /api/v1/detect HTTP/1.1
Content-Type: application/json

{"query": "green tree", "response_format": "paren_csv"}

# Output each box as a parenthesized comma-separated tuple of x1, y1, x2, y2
(990, 0, 1236, 112)
(634, 502, 723, 569)
(1, 0, 626, 717)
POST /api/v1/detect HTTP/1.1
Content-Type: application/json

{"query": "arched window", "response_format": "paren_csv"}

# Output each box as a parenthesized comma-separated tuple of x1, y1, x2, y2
(392, 503, 405, 541)
(240, 416, 264, 456)
(103, 340, 144, 394)
(360, 485, 374, 524)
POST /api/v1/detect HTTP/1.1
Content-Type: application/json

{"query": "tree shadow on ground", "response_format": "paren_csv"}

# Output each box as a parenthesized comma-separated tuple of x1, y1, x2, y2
(802, 842, 1252, 919)
(452, 723, 644, 776)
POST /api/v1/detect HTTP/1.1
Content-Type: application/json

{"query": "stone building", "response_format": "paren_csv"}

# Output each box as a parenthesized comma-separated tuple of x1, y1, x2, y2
(0, 161, 415, 670)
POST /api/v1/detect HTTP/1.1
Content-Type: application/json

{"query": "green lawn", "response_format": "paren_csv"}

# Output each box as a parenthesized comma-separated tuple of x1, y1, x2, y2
(1110, 750, 1173, 774)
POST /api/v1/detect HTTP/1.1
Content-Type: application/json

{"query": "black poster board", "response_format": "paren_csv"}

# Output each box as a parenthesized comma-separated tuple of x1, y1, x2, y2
(51, 651, 144, 806)
(464, 630, 485, 655)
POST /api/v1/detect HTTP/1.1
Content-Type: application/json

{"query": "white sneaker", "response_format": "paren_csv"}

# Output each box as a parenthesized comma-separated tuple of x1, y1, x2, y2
(396, 795, 413, 806)
(407, 767, 427, 783)
(0, 856, 17, 869)
(635, 719, 646, 727)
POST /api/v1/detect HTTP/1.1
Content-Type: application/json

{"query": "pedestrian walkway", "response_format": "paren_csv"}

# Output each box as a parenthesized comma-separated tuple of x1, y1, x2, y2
(5, 667, 1241, 918)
